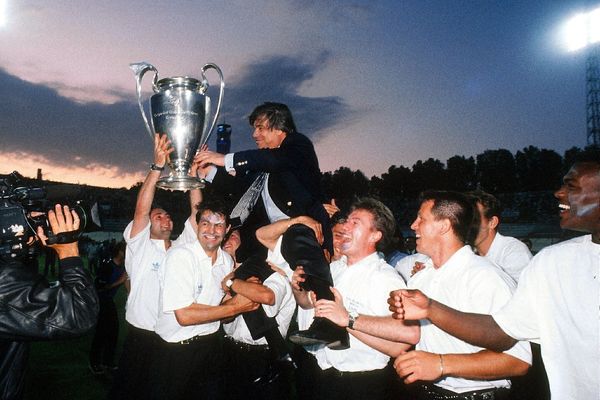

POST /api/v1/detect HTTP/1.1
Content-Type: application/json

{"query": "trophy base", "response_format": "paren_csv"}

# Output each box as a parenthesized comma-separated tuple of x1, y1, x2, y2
(156, 176, 205, 191)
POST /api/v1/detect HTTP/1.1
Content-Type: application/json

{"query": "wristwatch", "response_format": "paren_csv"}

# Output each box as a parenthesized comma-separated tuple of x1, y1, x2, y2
(150, 163, 165, 171)
(348, 311, 359, 329)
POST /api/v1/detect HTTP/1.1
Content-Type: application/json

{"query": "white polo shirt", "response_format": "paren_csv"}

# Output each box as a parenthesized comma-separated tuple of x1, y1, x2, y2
(485, 233, 532, 283)
(493, 235, 600, 400)
(314, 252, 406, 372)
(223, 272, 295, 345)
(394, 252, 432, 283)
(155, 242, 233, 342)
(409, 245, 532, 393)
(123, 218, 196, 330)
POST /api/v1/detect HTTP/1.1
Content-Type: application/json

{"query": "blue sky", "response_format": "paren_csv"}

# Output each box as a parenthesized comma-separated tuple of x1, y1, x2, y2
(0, 0, 595, 187)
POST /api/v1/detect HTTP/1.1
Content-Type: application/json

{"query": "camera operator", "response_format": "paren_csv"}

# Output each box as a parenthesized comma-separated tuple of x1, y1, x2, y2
(0, 204, 99, 400)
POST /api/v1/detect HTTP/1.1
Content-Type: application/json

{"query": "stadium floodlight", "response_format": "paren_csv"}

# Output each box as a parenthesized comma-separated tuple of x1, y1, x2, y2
(563, 6, 600, 52)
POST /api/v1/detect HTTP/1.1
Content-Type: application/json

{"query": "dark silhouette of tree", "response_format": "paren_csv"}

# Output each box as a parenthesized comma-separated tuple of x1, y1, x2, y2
(375, 164, 412, 200)
(410, 158, 447, 195)
(446, 155, 476, 191)
(515, 146, 563, 191)
(476, 149, 516, 193)
(321, 166, 370, 204)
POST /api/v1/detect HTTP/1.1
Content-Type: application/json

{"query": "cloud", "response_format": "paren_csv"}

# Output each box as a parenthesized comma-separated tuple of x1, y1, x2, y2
(0, 53, 352, 185)
(215, 52, 352, 151)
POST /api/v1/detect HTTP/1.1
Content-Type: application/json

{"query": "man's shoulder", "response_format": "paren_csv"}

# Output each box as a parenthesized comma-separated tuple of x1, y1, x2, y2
(532, 235, 594, 261)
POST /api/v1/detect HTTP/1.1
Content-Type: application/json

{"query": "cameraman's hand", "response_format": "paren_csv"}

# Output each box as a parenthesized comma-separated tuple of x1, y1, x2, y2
(37, 204, 80, 259)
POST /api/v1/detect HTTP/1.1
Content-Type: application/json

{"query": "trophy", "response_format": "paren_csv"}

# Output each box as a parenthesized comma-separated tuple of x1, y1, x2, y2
(130, 62, 224, 191)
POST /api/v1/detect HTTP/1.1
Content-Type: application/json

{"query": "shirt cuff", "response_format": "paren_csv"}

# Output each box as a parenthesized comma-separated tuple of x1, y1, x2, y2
(224, 153, 235, 173)
(205, 166, 217, 183)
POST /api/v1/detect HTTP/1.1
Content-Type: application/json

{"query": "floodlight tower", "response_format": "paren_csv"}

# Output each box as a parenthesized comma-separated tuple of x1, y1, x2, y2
(587, 45, 600, 145)
(564, 6, 600, 145)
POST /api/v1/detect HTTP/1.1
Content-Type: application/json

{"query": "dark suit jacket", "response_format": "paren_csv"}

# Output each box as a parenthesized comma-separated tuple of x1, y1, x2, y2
(214, 132, 331, 261)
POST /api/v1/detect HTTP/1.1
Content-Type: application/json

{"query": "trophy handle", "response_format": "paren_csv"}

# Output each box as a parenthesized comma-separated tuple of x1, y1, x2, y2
(129, 62, 159, 141)
(199, 63, 225, 147)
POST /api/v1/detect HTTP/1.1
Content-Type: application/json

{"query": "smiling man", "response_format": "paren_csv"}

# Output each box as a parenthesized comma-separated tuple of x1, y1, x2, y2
(154, 198, 259, 399)
(109, 134, 201, 400)
(388, 191, 531, 399)
(196, 102, 331, 260)
(390, 150, 600, 400)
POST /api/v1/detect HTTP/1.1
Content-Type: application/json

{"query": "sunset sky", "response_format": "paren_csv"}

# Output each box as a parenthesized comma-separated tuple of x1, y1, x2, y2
(0, 1, 595, 188)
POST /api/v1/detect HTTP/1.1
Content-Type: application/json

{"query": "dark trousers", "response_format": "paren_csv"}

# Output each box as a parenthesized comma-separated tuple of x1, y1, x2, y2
(89, 298, 119, 367)
(281, 224, 333, 300)
(107, 324, 164, 400)
(315, 365, 396, 400)
(508, 343, 550, 400)
(292, 345, 321, 400)
(233, 254, 290, 360)
(222, 337, 291, 400)
(154, 332, 223, 400)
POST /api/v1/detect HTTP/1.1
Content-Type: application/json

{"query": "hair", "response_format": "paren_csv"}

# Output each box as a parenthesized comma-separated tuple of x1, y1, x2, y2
(248, 102, 297, 135)
(467, 190, 502, 220)
(195, 197, 232, 226)
(419, 190, 478, 245)
(573, 146, 600, 166)
(330, 211, 348, 226)
(221, 228, 240, 248)
(349, 197, 396, 251)
(150, 203, 167, 214)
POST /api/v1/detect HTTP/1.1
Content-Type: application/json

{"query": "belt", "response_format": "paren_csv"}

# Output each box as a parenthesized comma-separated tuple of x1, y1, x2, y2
(324, 367, 385, 377)
(418, 384, 510, 400)
(224, 336, 269, 352)
(171, 331, 220, 345)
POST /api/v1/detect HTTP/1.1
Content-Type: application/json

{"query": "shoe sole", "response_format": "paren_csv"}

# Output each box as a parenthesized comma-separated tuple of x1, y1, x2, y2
(288, 333, 343, 349)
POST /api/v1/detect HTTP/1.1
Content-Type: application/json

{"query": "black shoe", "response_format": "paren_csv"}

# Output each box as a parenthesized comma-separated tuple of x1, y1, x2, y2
(88, 363, 105, 375)
(288, 317, 350, 350)
(253, 354, 297, 386)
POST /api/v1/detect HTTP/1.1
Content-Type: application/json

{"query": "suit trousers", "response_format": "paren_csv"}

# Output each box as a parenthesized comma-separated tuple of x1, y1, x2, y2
(281, 224, 334, 301)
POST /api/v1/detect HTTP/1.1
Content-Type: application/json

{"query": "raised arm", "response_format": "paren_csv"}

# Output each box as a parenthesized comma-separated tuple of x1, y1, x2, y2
(256, 216, 323, 251)
(131, 134, 172, 237)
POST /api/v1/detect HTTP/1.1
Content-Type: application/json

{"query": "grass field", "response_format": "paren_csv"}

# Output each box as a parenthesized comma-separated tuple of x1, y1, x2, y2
(23, 257, 128, 400)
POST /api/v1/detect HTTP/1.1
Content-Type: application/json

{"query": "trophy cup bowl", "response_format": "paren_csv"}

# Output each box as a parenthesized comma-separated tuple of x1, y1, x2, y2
(130, 62, 225, 191)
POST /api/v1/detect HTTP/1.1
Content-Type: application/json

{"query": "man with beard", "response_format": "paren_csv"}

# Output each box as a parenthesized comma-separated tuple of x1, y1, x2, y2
(389, 150, 600, 399)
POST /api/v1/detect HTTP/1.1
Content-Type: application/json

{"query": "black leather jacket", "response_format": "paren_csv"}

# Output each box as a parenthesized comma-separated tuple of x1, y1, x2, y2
(0, 256, 99, 400)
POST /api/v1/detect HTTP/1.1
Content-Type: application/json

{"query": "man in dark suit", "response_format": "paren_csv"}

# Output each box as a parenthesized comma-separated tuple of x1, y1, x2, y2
(197, 102, 346, 349)
(198, 102, 330, 258)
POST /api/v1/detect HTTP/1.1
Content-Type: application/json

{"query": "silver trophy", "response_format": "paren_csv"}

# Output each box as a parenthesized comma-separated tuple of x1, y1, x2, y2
(130, 62, 224, 191)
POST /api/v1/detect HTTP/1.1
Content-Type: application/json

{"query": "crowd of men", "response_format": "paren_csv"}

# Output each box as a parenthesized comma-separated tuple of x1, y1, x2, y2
(97, 103, 600, 399)
(95, 103, 600, 400)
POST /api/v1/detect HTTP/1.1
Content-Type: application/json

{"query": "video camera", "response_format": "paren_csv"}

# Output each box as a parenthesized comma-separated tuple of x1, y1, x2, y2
(0, 171, 100, 259)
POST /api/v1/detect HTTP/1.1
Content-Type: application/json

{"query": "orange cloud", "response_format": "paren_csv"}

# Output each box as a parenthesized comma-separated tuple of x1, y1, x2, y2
(0, 151, 144, 188)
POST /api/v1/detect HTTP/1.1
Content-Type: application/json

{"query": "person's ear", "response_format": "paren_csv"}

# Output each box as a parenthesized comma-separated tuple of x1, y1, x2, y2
(370, 230, 382, 245)
(489, 216, 499, 230)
